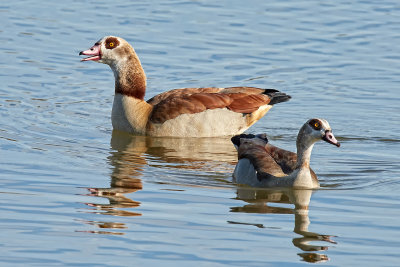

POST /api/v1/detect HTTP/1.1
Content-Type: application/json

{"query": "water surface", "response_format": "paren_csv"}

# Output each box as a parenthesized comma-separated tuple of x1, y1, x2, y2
(1, 0, 400, 266)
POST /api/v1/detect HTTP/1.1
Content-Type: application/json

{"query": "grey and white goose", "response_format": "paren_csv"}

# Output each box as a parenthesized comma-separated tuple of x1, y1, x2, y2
(231, 118, 340, 189)
(79, 36, 291, 137)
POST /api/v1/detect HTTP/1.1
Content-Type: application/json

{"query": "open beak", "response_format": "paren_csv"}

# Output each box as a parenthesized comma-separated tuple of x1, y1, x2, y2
(79, 44, 101, 61)
(322, 130, 340, 147)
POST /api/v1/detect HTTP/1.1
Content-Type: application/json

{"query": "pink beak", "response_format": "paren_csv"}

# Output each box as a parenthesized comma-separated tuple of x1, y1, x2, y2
(322, 130, 340, 147)
(79, 44, 101, 61)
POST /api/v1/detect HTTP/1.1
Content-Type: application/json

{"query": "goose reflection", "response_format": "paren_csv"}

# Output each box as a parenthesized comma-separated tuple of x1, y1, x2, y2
(110, 130, 237, 172)
(83, 130, 237, 232)
(231, 188, 336, 263)
(83, 131, 146, 226)
(107, 130, 237, 181)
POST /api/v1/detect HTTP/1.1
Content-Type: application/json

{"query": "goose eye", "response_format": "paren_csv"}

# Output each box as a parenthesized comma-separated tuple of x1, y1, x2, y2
(105, 37, 119, 49)
(309, 119, 321, 130)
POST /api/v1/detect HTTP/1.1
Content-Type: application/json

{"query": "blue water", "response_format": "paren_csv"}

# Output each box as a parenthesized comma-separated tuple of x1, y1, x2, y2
(1, 0, 400, 266)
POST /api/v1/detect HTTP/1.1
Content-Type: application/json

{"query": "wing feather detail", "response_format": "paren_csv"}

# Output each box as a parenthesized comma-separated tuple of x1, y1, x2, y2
(148, 87, 284, 124)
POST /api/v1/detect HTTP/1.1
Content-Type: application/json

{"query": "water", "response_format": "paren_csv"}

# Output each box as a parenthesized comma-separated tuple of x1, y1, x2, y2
(1, 0, 400, 265)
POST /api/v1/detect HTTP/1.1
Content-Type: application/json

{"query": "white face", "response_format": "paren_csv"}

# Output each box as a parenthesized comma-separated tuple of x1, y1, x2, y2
(304, 118, 340, 147)
(306, 118, 330, 137)
(97, 36, 124, 64)
(79, 36, 130, 65)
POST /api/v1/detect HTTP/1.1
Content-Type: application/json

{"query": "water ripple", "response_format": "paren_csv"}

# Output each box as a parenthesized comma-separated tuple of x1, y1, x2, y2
(1, 0, 400, 265)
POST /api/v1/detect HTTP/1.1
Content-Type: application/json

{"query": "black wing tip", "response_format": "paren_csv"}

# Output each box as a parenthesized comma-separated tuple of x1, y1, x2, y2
(270, 94, 291, 105)
(263, 89, 291, 105)
(231, 133, 268, 147)
(263, 88, 280, 94)
(231, 134, 254, 146)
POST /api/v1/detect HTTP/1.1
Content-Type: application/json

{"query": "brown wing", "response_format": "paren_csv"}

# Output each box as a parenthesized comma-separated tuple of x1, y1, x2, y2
(149, 93, 233, 123)
(238, 140, 286, 177)
(148, 86, 279, 124)
(264, 143, 317, 181)
(264, 144, 298, 174)
(227, 93, 271, 113)
(147, 87, 221, 106)
(235, 134, 318, 183)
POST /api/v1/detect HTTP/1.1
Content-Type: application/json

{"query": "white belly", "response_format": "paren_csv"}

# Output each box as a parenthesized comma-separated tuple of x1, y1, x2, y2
(148, 108, 250, 137)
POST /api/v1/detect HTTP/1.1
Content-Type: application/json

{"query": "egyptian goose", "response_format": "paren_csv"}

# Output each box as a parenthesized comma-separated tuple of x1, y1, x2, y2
(79, 36, 291, 137)
(231, 118, 340, 188)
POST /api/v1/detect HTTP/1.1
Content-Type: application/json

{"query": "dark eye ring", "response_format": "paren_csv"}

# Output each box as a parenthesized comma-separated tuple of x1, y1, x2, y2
(309, 119, 321, 130)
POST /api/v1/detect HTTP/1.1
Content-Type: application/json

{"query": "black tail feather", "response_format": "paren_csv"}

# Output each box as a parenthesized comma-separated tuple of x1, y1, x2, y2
(263, 89, 291, 105)
(231, 133, 268, 147)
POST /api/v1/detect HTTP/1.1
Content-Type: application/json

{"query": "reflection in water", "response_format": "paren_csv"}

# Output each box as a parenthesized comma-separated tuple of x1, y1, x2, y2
(85, 132, 145, 217)
(76, 219, 127, 235)
(114, 130, 237, 171)
(109, 130, 237, 184)
(86, 187, 142, 217)
(81, 132, 146, 233)
(231, 188, 336, 263)
(82, 130, 237, 234)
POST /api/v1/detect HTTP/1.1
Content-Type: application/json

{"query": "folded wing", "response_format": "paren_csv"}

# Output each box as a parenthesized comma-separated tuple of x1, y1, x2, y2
(148, 86, 290, 124)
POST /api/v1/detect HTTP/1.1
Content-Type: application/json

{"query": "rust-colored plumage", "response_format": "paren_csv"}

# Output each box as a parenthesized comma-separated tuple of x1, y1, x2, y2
(227, 93, 271, 113)
(79, 36, 291, 136)
(148, 86, 285, 124)
(237, 140, 317, 182)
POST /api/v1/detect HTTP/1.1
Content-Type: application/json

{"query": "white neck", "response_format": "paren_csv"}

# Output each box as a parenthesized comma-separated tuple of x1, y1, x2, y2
(296, 142, 315, 169)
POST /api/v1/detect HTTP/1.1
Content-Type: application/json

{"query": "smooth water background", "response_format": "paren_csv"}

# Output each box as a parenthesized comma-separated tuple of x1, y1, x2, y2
(1, 0, 400, 266)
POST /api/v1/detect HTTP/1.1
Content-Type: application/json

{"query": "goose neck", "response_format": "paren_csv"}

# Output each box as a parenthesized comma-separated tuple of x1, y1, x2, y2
(111, 56, 147, 100)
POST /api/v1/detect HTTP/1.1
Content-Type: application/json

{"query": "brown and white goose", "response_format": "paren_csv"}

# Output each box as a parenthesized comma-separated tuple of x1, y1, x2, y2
(231, 118, 340, 189)
(79, 36, 291, 137)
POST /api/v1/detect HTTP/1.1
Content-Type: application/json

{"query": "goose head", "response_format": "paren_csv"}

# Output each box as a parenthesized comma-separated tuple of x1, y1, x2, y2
(79, 36, 135, 66)
(297, 118, 340, 148)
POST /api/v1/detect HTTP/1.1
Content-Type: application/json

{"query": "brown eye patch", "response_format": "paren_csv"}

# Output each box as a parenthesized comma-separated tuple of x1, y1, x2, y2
(105, 37, 120, 49)
(309, 119, 321, 130)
